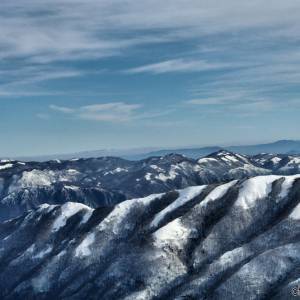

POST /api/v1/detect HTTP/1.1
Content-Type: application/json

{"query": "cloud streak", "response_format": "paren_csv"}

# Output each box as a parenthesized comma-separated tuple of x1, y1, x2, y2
(1, 1, 300, 66)
(50, 102, 143, 122)
(126, 59, 234, 74)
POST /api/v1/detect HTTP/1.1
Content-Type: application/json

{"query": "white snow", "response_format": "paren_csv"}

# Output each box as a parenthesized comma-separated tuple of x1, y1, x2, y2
(97, 193, 163, 234)
(150, 165, 163, 171)
(200, 180, 238, 208)
(0, 163, 13, 170)
(52, 202, 91, 232)
(279, 157, 300, 170)
(235, 175, 281, 210)
(153, 218, 191, 249)
(145, 173, 152, 181)
(198, 157, 218, 163)
(81, 209, 94, 224)
(291, 157, 300, 164)
(7, 168, 81, 194)
(33, 246, 52, 259)
(289, 203, 300, 220)
(75, 232, 95, 257)
(104, 167, 128, 175)
(38, 203, 57, 213)
(280, 175, 300, 198)
(25, 244, 36, 254)
(151, 185, 207, 228)
(13, 170, 53, 188)
(229, 164, 269, 176)
(235, 154, 250, 163)
(67, 169, 79, 174)
(156, 173, 170, 182)
(271, 157, 282, 164)
(222, 155, 239, 163)
(155, 166, 178, 182)
(64, 185, 80, 191)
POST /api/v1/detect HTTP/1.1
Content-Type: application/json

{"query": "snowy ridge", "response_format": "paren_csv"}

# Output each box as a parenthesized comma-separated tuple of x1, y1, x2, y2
(2, 150, 296, 221)
(1, 175, 300, 299)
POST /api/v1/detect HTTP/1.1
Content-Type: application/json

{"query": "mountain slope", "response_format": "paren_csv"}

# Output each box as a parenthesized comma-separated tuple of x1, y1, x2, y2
(1, 175, 300, 299)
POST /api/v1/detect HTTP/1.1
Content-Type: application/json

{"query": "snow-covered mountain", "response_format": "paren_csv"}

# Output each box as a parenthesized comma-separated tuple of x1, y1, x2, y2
(1, 175, 300, 299)
(1, 151, 300, 221)
(253, 153, 300, 174)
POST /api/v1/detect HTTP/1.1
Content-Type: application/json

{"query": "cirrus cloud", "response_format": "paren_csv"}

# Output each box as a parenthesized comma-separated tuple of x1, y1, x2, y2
(50, 102, 142, 122)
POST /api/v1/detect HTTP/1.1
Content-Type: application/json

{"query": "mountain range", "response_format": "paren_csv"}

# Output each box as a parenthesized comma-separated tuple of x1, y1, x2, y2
(1, 150, 300, 222)
(1, 175, 300, 299)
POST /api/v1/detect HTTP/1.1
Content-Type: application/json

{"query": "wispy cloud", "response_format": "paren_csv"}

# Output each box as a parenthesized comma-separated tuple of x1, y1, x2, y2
(126, 59, 233, 74)
(184, 87, 300, 117)
(50, 102, 143, 122)
(2, 1, 300, 68)
(0, 66, 85, 98)
(36, 113, 50, 120)
(49, 105, 75, 114)
(2, 0, 300, 100)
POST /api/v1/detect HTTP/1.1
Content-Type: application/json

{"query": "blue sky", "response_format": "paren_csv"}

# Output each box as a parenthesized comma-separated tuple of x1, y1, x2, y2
(1, 0, 300, 156)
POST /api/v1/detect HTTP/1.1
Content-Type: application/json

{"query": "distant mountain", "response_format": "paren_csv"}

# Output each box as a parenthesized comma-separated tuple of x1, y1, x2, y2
(135, 146, 223, 160)
(5, 140, 300, 162)
(228, 139, 300, 155)
(141, 140, 300, 159)
(11, 147, 160, 162)
(1, 150, 300, 221)
(1, 175, 300, 299)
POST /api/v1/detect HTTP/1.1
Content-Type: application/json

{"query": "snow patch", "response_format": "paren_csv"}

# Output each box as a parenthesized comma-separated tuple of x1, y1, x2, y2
(98, 193, 163, 234)
(153, 218, 191, 249)
(198, 157, 218, 163)
(289, 203, 300, 220)
(271, 157, 282, 164)
(150, 165, 163, 171)
(0, 159, 11, 163)
(155, 166, 178, 182)
(200, 180, 238, 208)
(0, 163, 13, 170)
(280, 175, 300, 198)
(145, 173, 152, 181)
(75, 233, 95, 257)
(64, 185, 80, 191)
(33, 246, 52, 259)
(235, 175, 280, 210)
(104, 167, 128, 175)
(81, 209, 94, 224)
(52, 202, 91, 232)
(151, 185, 207, 228)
